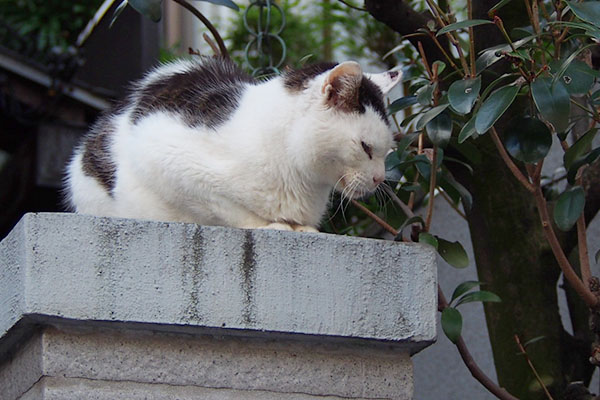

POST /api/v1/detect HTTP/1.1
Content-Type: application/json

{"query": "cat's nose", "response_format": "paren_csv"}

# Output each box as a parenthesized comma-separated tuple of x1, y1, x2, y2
(373, 175, 385, 185)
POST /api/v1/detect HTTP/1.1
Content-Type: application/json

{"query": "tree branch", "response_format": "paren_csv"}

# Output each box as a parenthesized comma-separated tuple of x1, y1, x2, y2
(364, 0, 449, 63)
(532, 184, 598, 309)
(171, 0, 229, 59)
(490, 127, 535, 193)
(351, 199, 399, 236)
(438, 286, 519, 400)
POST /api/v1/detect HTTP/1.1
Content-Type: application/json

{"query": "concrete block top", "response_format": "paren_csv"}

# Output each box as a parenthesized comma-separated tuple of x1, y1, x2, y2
(0, 213, 436, 355)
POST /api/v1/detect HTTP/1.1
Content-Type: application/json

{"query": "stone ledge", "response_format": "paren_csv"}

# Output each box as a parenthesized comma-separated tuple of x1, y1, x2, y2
(0, 213, 437, 358)
(5, 326, 413, 400)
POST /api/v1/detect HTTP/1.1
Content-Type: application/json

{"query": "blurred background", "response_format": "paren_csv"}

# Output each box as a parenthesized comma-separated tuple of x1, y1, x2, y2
(0, 0, 399, 240)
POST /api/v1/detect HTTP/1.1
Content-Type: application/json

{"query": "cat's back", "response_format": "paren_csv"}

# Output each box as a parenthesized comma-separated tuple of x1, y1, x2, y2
(65, 57, 257, 217)
(130, 57, 256, 128)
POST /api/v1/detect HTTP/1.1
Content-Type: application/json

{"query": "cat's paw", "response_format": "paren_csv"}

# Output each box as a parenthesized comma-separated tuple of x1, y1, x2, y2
(258, 222, 294, 231)
(293, 225, 319, 233)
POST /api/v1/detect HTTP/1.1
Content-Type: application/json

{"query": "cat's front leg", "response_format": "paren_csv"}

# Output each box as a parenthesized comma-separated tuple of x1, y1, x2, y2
(291, 225, 319, 233)
(257, 222, 295, 231)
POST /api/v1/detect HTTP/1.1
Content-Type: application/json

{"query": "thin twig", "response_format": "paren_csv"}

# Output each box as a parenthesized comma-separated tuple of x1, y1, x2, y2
(418, 42, 434, 80)
(532, 184, 598, 308)
(490, 127, 536, 193)
(425, 146, 439, 231)
(467, 0, 476, 77)
(424, 0, 470, 76)
(351, 199, 399, 236)
(202, 33, 220, 56)
(382, 185, 416, 219)
(336, 0, 367, 12)
(529, 0, 546, 64)
(427, 32, 463, 75)
(438, 287, 519, 400)
(172, 0, 229, 58)
(576, 175, 593, 288)
(514, 335, 555, 400)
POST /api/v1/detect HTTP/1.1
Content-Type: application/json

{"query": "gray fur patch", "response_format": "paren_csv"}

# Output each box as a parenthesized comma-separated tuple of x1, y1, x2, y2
(131, 57, 255, 128)
(81, 116, 117, 195)
(283, 62, 337, 92)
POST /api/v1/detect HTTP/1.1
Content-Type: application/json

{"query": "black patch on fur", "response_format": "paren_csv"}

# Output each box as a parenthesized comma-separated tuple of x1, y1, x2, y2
(283, 62, 338, 91)
(284, 62, 388, 123)
(131, 57, 255, 128)
(359, 77, 387, 122)
(81, 116, 117, 195)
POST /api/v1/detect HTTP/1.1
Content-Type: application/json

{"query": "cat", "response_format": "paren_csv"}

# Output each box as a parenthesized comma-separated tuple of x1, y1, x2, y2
(65, 57, 401, 232)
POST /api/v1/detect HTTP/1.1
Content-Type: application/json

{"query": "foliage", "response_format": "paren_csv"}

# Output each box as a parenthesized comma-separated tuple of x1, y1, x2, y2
(225, 0, 397, 70)
(352, 0, 600, 398)
(0, 0, 103, 58)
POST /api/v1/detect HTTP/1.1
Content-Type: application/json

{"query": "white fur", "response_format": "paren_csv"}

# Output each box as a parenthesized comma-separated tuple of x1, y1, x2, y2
(66, 60, 401, 231)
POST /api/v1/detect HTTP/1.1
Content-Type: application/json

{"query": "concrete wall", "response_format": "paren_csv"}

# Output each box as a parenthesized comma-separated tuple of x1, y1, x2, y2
(0, 213, 438, 400)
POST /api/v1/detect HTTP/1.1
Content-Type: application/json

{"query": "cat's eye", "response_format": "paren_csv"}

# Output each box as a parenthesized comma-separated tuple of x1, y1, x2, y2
(361, 141, 373, 159)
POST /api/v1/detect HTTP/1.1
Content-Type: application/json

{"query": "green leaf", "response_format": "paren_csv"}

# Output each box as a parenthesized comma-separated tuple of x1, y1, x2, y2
(476, 36, 535, 73)
(458, 116, 478, 143)
(128, 0, 163, 22)
(551, 44, 597, 90)
(194, 0, 239, 11)
(383, 43, 405, 60)
(489, 0, 513, 13)
(479, 73, 519, 104)
(437, 237, 469, 268)
(416, 82, 436, 106)
(523, 336, 546, 348)
(450, 281, 482, 304)
(554, 186, 585, 231)
(388, 96, 418, 114)
(475, 85, 520, 134)
(440, 172, 473, 211)
(504, 117, 552, 163)
(416, 104, 450, 130)
(401, 112, 422, 128)
(567, 147, 600, 184)
(432, 60, 446, 75)
(566, 1, 600, 29)
(437, 19, 494, 36)
(564, 128, 597, 170)
(396, 132, 420, 156)
(441, 307, 462, 344)
(531, 77, 571, 133)
(444, 156, 474, 175)
(448, 77, 481, 115)
(549, 59, 596, 95)
(385, 150, 402, 171)
(455, 290, 502, 307)
(419, 232, 438, 249)
(426, 111, 452, 148)
(110, 0, 129, 27)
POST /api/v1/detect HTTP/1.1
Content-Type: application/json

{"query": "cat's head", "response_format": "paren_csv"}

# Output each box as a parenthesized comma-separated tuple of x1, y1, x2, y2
(285, 61, 402, 199)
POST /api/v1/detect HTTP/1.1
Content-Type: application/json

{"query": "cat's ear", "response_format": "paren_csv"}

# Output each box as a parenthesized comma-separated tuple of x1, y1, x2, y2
(321, 61, 363, 111)
(364, 70, 403, 95)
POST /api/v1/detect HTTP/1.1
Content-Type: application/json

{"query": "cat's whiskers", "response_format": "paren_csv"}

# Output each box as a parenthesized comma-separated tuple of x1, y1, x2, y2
(329, 173, 353, 222)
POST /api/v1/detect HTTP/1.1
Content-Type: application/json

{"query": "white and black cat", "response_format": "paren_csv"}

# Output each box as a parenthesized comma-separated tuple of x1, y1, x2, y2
(65, 58, 401, 232)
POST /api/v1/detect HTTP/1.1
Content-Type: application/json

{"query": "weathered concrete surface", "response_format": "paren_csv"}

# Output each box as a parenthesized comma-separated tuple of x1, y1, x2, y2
(0, 213, 437, 349)
(9, 326, 412, 400)
(0, 212, 437, 400)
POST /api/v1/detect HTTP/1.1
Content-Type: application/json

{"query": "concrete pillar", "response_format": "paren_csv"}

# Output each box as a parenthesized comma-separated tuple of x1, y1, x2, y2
(0, 213, 437, 399)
